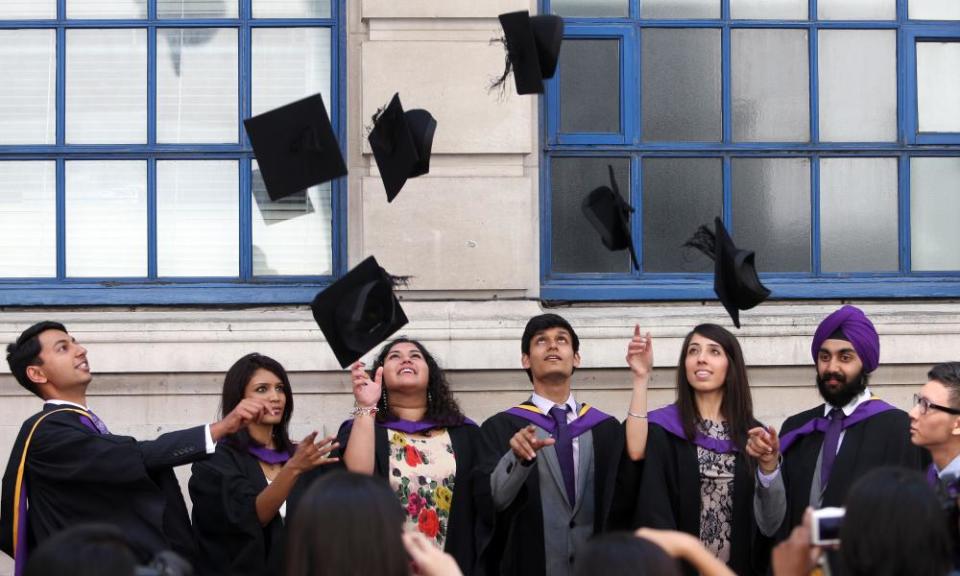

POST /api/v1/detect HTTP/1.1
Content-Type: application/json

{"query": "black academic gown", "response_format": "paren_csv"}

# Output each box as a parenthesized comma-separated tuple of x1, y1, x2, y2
(779, 404, 925, 535)
(336, 420, 480, 575)
(634, 423, 770, 576)
(0, 404, 206, 564)
(474, 411, 639, 576)
(188, 443, 327, 576)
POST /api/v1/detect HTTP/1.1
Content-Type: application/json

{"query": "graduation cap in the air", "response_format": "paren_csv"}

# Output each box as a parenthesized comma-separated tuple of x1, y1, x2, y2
(368, 93, 437, 203)
(493, 11, 564, 95)
(243, 93, 347, 202)
(251, 167, 315, 225)
(581, 165, 639, 271)
(684, 217, 771, 329)
(310, 256, 409, 368)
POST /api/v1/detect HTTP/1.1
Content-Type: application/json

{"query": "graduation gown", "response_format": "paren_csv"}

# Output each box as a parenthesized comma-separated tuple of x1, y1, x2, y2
(474, 409, 639, 576)
(188, 443, 327, 576)
(337, 419, 480, 575)
(0, 404, 206, 567)
(779, 404, 925, 534)
(634, 423, 770, 576)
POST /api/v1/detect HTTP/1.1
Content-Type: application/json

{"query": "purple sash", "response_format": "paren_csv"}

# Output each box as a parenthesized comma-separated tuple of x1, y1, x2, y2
(378, 417, 478, 435)
(647, 404, 739, 454)
(504, 402, 614, 439)
(928, 463, 939, 488)
(778, 398, 897, 455)
(248, 445, 293, 465)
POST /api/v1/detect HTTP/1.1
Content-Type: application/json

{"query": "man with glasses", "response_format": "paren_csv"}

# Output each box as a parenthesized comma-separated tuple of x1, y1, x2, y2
(910, 362, 960, 486)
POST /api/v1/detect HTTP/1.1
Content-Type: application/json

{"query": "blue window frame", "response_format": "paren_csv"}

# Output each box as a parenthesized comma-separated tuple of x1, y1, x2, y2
(541, 0, 960, 301)
(0, 0, 346, 305)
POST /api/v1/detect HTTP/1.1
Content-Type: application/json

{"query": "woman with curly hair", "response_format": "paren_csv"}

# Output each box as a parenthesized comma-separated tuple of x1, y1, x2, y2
(338, 337, 479, 574)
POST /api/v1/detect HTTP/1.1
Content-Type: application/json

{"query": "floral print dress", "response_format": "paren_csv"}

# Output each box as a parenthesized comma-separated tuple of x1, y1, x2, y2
(697, 419, 736, 564)
(388, 428, 457, 550)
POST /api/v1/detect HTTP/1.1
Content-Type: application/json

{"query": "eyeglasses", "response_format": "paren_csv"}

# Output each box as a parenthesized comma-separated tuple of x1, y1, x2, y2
(913, 394, 960, 416)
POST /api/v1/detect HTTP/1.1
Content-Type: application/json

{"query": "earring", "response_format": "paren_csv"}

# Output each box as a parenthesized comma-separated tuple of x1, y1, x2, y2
(427, 389, 433, 408)
(380, 387, 388, 409)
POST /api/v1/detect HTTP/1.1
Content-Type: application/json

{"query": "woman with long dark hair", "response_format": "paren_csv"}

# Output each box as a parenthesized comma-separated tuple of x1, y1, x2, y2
(338, 337, 479, 574)
(189, 353, 339, 576)
(633, 324, 769, 575)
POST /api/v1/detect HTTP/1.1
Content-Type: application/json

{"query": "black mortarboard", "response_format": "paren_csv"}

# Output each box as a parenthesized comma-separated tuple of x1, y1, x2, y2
(310, 256, 409, 368)
(243, 93, 347, 201)
(685, 217, 771, 329)
(581, 164, 639, 270)
(368, 93, 437, 203)
(496, 11, 564, 95)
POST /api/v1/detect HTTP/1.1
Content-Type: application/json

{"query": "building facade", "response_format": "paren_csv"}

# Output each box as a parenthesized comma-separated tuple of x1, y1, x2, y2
(2, 0, 960, 571)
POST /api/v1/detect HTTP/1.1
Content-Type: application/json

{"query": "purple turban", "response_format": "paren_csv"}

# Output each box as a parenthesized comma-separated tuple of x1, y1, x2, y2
(811, 305, 880, 373)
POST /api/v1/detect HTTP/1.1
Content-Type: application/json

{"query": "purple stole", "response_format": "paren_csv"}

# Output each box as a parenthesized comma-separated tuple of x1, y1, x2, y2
(503, 402, 614, 438)
(247, 445, 293, 465)
(647, 404, 739, 454)
(377, 417, 478, 435)
(13, 408, 99, 576)
(778, 398, 897, 455)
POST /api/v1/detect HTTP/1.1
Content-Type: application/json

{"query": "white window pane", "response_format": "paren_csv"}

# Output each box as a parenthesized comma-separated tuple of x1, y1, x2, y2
(818, 30, 896, 142)
(551, 0, 629, 17)
(66, 161, 147, 277)
(0, 30, 56, 145)
(642, 28, 721, 141)
(818, 0, 895, 20)
(732, 29, 809, 142)
(731, 0, 807, 19)
(911, 158, 960, 271)
(0, 2, 56, 19)
(917, 42, 960, 133)
(251, 28, 330, 117)
(820, 158, 899, 273)
(67, 0, 143, 19)
(252, 162, 331, 276)
(252, 0, 330, 18)
(157, 28, 238, 143)
(910, 0, 960, 20)
(641, 0, 718, 18)
(157, 161, 239, 277)
(66, 29, 147, 144)
(0, 162, 56, 278)
(158, 0, 239, 18)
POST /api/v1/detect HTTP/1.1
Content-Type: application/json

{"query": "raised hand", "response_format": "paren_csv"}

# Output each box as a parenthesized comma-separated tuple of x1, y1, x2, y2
(626, 324, 653, 378)
(211, 398, 271, 440)
(509, 424, 556, 462)
(746, 425, 781, 474)
(404, 532, 464, 576)
(286, 431, 339, 474)
(350, 361, 383, 409)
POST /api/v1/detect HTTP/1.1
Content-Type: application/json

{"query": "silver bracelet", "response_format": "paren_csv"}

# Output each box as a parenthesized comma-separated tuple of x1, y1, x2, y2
(350, 405, 379, 417)
(627, 411, 647, 419)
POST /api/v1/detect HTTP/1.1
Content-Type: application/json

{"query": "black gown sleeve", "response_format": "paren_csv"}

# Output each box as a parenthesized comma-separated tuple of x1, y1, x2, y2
(634, 424, 679, 530)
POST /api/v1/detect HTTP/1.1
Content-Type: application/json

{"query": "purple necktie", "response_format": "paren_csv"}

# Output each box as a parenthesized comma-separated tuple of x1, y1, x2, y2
(86, 410, 110, 435)
(819, 408, 844, 489)
(549, 405, 576, 507)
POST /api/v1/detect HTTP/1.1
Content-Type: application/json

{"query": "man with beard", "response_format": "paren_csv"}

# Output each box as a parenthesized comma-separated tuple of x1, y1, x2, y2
(746, 305, 924, 539)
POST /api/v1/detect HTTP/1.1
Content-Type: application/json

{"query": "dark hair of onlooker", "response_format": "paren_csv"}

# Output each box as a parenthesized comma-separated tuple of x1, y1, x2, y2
(219, 353, 294, 455)
(370, 337, 466, 427)
(573, 532, 681, 576)
(929, 361, 960, 408)
(6, 320, 67, 398)
(24, 523, 143, 576)
(520, 313, 581, 382)
(675, 323, 756, 451)
(841, 467, 952, 576)
(285, 471, 408, 576)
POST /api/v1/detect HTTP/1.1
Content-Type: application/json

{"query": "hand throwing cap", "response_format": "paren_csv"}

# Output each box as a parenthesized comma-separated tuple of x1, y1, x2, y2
(310, 256, 409, 368)
(244, 93, 347, 201)
(368, 93, 437, 202)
